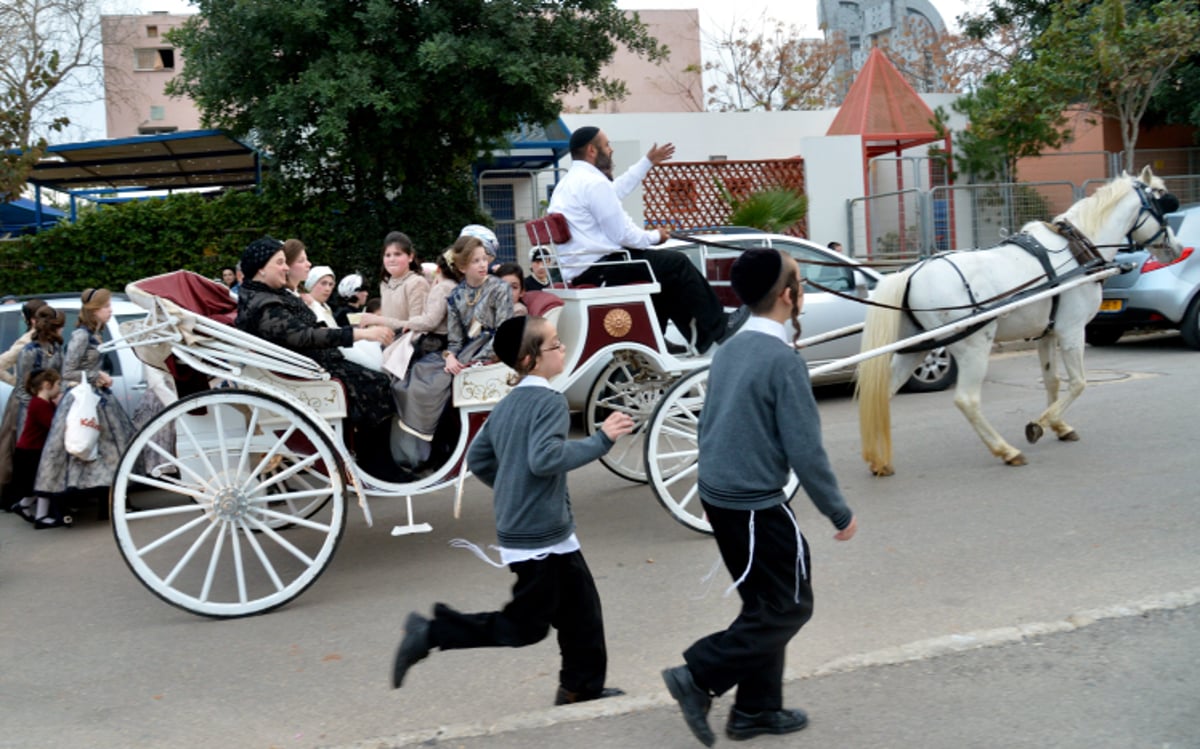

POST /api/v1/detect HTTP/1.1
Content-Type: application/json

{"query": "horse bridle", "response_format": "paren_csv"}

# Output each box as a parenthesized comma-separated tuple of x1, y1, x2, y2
(1128, 180, 1179, 250)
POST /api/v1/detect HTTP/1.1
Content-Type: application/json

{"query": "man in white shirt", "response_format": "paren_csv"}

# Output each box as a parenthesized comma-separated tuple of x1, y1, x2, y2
(547, 126, 737, 354)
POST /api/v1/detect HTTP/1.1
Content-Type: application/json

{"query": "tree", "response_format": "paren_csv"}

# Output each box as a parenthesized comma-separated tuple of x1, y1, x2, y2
(166, 0, 666, 248)
(1052, 0, 1200, 171)
(953, 0, 1200, 177)
(0, 0, 103, 200)
(702, 15, 847, 111)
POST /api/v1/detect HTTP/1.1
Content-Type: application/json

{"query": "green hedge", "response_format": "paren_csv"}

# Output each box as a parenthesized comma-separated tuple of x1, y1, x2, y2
(0, 176, 486, 296)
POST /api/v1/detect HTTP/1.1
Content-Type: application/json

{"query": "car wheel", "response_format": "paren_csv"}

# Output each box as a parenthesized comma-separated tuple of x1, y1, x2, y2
(1085, 324, 1124, 346)
(902, 347, 957, 392)
(1180, 296, 1200, 350)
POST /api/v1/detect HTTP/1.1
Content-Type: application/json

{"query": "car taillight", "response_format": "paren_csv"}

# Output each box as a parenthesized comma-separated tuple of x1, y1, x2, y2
(1142, 246, 1193, 273)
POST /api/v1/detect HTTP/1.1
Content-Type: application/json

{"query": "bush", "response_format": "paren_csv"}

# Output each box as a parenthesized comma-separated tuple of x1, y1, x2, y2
(0, 176, 488, 295)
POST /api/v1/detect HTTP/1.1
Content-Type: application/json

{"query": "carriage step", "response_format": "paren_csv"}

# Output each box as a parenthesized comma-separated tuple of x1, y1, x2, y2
(390, 522, 433, 536)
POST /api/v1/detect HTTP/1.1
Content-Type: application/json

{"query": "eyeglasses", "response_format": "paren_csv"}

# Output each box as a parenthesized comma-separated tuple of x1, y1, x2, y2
(542, 341, 565, 352)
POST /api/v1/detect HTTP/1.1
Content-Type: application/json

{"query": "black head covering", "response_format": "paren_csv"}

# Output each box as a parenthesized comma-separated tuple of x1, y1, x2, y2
(493, 316, 528, 369)
(569, 126, 600, 153)
(241, 236, 284, 281)
(730, 249, 784, 307)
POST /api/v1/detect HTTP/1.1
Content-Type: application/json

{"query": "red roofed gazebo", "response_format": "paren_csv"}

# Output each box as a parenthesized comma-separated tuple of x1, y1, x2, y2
(826, 47, 954, 255)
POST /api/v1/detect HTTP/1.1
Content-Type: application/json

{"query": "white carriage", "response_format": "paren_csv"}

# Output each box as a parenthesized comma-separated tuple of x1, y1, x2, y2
(104, 266, 707, 617)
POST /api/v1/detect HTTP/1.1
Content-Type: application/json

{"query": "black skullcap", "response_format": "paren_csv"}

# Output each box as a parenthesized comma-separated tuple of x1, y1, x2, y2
(241, 236, 284, 281)
(730, 249, 783, 307)
(568, 126, 600, 153)
(493, 316, 528, 370)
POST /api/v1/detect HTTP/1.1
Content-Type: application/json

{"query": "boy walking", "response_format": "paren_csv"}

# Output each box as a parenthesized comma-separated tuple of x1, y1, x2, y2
(391, 315, 634, 706)
(662, 249, 858, 745)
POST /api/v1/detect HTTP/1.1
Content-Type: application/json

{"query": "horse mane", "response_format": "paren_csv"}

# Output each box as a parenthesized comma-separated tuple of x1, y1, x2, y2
(1058, 176, 1134, 236)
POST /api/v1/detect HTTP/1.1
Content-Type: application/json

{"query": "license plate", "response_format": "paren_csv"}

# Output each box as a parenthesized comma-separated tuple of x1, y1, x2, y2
(1099, 299, 1124, 312)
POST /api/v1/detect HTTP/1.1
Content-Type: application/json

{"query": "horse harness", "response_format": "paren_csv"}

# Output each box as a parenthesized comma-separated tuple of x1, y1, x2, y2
(897, 220, 1107, 354)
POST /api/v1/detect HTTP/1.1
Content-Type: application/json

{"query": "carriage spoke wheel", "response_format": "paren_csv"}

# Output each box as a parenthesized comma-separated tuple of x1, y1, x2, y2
(585, 351, 673, 483)
(111, 390, 346, 618)
(645, 369, 799, 535)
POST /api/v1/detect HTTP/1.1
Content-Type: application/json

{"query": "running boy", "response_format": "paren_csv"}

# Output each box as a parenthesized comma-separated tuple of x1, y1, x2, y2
(662, 249, 858, 746)
(391, 315, 635, 706)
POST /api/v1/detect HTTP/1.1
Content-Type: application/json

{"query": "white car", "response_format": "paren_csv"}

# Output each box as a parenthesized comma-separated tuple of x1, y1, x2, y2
(0, 294, 149, 417)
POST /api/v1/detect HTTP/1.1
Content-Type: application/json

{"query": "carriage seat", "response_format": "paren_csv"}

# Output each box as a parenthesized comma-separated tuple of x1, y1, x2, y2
(524, 290, 564, 326)
(452, 361, 515, 407)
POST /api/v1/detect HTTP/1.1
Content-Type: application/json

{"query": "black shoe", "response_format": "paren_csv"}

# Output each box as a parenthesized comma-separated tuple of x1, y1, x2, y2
(725, 706, 809, 740)
(665, 340, 689, 356)
(8, 502, 35, 524)
(34, 514, 71, 530)
(391, 612, 431, 688)
(554, 685, 626, 706)
(661, 665, 714, 747)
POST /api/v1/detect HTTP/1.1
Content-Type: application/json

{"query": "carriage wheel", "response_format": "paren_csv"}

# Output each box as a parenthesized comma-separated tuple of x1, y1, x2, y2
(111, 390, 347, 618)
(585, 352, 674, 483)
(645, 369, 799, 534)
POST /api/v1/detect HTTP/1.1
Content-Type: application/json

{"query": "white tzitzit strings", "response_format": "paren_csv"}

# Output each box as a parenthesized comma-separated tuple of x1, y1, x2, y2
(448, 538, 506, 568)
(697, 505, 807, 603)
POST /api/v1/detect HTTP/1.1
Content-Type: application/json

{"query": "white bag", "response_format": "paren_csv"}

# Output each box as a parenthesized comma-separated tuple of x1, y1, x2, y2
(64, 384, 102, 462)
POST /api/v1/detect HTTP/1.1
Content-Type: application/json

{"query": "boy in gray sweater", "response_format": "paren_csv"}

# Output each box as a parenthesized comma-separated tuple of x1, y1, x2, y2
(662, 249, 858, 746)
(390, 315, 634, 706)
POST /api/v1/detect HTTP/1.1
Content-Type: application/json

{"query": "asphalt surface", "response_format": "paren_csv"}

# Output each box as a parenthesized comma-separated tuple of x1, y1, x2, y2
(345, 602, 1200, 749)
(1, 333, 1197, 749)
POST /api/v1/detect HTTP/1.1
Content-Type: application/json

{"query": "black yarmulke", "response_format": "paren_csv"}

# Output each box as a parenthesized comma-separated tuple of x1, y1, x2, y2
(568, 126, 600, 153)
(241, 236, 284, 281)
(730, 249, 783, 307)
(493, 316, 528, 369)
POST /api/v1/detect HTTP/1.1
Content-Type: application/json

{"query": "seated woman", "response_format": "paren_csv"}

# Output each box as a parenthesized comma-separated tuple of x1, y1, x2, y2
(389, 235, 512, 470)
(306, 265, 384, 372)
(236, 238, 395, 463)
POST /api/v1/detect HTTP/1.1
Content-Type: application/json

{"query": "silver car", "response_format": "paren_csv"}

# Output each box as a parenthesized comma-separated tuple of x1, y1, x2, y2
(1085, 205, 1200, 348)
(669, 231, 957, 390)
(0, 294, 149, 417)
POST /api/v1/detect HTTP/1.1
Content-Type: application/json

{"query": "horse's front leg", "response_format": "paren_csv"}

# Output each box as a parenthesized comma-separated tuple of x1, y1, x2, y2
(950, 337, 1026, 466)
(1026, 342, 1085, 443)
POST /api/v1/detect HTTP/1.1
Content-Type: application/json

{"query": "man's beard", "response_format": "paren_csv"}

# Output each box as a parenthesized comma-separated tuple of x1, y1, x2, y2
(595, 150, 614, 179)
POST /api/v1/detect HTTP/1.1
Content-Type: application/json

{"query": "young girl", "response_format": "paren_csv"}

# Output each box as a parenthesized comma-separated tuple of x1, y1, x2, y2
(35, 289, 137, 513)
(390, 315, 635, 707)
(9, 369, 63, 528)
(1, 305, 63, 504)
(388, 236, 509, 471)
(493, 262, 528, 317)
(361, 231, 430, 334)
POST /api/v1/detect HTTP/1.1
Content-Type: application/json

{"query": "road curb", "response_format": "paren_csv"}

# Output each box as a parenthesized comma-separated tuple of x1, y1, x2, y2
(329, 587, 1200, 749)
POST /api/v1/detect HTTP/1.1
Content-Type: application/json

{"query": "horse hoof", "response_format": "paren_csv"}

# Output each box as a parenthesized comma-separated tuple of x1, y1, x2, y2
(1058, 430, 1080, 442)
(1005, 453, 1027, 466)
(871, 465, 895, 477)
(1025, 423, 1044, 443)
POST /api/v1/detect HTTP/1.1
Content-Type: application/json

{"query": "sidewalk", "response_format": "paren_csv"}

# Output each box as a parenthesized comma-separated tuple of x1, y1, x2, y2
(335, 597, 1200, 749)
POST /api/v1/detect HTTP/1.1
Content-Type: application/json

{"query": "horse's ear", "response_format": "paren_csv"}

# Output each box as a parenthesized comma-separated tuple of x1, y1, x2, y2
(1139, 165, 1154, 183)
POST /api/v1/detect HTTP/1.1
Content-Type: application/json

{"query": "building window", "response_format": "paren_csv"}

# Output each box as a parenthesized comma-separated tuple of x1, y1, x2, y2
(146, 25, 158, 37)
(135, 48, 175, 71)
(149, 106, 165, 121)
(480, 184, 517, 261)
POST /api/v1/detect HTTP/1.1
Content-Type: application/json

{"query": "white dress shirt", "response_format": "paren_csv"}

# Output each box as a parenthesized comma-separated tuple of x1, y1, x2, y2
(547, 157, 660, 281)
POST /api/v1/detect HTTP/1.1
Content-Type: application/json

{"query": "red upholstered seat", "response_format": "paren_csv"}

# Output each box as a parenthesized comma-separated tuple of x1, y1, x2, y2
(524, 290, 564, 318)
(133, 271, 238, 325)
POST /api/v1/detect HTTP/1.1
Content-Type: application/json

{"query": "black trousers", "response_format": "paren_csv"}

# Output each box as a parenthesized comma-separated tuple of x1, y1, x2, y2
(574, 250, 727, 349)
(427, 550, 608, 695)
(683, 501, 813, 712)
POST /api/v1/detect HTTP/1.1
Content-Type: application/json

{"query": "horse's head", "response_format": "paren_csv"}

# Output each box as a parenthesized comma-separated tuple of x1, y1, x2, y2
(1127, 166, 1183, 264)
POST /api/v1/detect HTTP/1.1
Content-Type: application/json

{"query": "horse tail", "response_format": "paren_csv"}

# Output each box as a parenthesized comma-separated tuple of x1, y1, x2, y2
(855, 270, 910, 476)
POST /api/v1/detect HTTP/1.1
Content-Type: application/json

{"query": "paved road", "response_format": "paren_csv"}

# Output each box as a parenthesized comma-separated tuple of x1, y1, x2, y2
(1, 333, 1196, 748)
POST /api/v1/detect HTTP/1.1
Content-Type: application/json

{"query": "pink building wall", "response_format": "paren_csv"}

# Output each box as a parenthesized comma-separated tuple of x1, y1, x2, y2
(102, 13, 203, 138)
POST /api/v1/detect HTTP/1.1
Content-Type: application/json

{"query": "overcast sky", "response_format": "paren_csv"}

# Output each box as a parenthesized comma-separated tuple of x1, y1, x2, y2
(67, 0, 977, 141)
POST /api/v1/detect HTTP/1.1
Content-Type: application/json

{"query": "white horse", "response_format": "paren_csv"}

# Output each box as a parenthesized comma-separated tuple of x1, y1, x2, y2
(857, 167, 1182, 475)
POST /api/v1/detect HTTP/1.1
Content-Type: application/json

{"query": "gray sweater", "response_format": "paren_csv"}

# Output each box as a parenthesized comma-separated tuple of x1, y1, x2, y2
(466, 382, 614, 549)
(697, 327, 853, 530)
